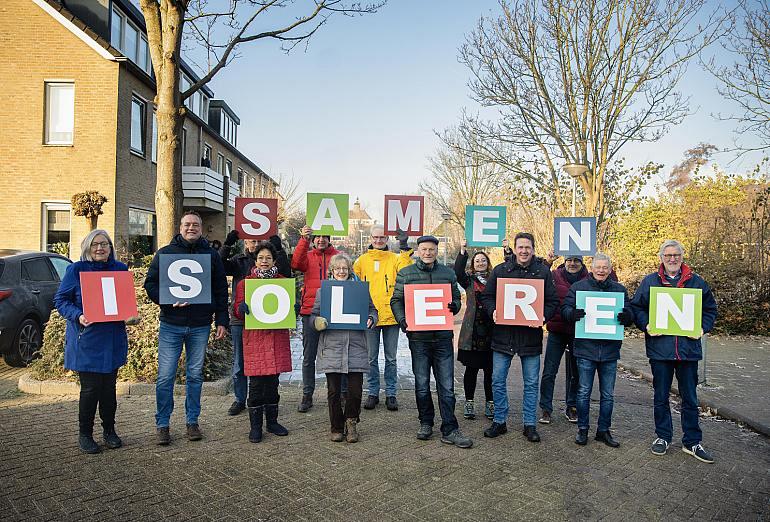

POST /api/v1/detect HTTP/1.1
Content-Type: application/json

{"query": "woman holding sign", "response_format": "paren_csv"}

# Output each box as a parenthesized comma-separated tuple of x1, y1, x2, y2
(311, 253, 377, 442)
(54, 229, 136, 454)
(233, 242, 291, 443)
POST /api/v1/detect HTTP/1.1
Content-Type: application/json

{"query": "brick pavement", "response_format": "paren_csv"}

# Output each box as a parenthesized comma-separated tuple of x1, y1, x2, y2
(1, 341, 769, 520)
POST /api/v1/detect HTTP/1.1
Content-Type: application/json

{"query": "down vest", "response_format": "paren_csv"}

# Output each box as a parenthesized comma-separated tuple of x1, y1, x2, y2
(290, 237, 339, 315)
(353, 246, 413, 326)
(233, 274, 292, 376)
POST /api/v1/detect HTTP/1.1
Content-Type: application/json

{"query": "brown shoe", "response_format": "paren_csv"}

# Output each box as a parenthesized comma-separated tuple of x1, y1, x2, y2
(345, 418, 359, 443)
(186, 423, 203, 441)
(330, 431, 344, 442)
(156, 427, 170, 446)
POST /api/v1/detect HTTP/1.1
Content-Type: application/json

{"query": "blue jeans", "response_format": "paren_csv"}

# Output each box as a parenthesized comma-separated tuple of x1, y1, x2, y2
(230, 324, 247, 404)
(539, 331, 578, 413)
(650, 359, 702, 447)
(155, 322, 210, 427)
(409, 338, 458, 436)
(366, 324, 400, 397)
(575, 358, 617, 432)
(492, 351, 540, 426)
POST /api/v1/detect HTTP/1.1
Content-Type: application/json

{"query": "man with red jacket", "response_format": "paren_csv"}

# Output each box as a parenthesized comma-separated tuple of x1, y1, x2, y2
(291, 225, 340, 412)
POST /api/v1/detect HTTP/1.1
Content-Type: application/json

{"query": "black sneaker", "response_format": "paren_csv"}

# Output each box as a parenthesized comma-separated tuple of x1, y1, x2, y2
(683, 443, 714, 463)
(575, 428, 588, 446)
(103, 429, 123, 449)
(385, 396, 398, 411)
(156, 427, 171, 446)
(483, 422, 508, 438)
(79, 434, 100, 454)
(595, 430, 620, 448)
(363, 395, 379, 410)
(565, 407, 578, 423)
(441, 429, 473, 448)
(523, 425, 541, 442)
(416, 424, 433, 440)
(298, 394, 313, 413)
(650, 437, 669, 456)
(227, 401, 246, 416)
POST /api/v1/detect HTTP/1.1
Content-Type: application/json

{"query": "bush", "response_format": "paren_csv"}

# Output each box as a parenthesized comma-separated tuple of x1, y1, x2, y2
(30, 268, 232, 383)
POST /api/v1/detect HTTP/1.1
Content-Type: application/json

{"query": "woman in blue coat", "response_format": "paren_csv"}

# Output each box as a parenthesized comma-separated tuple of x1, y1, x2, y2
(54, 229, 136, 454)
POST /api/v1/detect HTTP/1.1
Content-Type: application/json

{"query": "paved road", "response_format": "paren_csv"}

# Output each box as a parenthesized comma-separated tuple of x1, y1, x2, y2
(1, 352, 768, 520)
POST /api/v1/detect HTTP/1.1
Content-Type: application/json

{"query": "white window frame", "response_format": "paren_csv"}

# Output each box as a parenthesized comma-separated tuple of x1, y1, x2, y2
(41, 202, 71, 252)
(111, 6, 151, 75)
(44, 81, 75, 145)
(217, 153, 225, 175)
(130, 95, 146, 156)
(151, 109, 157, 163)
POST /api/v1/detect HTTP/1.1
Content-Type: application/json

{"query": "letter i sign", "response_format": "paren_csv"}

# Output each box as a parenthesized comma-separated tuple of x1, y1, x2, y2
(80, 271, 138, 322)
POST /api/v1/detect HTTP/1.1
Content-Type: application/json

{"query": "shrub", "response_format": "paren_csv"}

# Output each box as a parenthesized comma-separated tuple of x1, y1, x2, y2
(30, 268, 232, 382)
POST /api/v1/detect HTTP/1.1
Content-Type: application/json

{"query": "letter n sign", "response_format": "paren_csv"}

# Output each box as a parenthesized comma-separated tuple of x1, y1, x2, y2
(648, 287, 702, 337)
(307, 193, 349, 235)
(319, 280, 370, 330)
(159, 254, 212, 305)
(384, 195, 424, 236)
(234, 198, 278, 239)
(404, 284, 453, 331)
(554, 217, 597, 256)
(465, 205, 506, 246)
(495, 278, 544, 326)
(245, 278, 296, 329)
(80, 271, 138, 322)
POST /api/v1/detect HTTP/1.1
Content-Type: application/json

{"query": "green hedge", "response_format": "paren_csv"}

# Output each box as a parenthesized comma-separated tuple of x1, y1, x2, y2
(30, 268, 232, 383)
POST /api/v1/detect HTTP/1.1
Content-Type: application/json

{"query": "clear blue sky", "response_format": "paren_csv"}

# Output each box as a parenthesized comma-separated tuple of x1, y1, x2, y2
(207, 0, 766, 220)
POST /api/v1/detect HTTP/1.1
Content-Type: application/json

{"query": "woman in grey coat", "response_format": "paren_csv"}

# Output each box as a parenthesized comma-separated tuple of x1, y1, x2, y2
(311, 253, 378, 442)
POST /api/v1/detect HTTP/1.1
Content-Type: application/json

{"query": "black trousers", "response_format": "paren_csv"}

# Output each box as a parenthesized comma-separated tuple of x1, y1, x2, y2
(327, 372, 363, 433)
(78, 371, 118, 435)
(247, 374, 280, 407)
(463, 367, 493, 402)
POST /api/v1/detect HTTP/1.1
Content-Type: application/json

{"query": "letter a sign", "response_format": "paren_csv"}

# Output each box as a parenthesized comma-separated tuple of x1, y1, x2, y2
(234, 198, 278, 239)
(553, 217, 597, 257)
(245, 278, 296, 329)
(80, 271, 138, 322)
(159, 254, 212, 305)
(384, 195, 424, 236)
(648, 287, 702, 337)
(495, 278, 545, 327)
(307, 193, 349, 236)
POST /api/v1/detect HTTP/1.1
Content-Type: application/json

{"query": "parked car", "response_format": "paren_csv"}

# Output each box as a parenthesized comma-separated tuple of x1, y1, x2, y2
(0, 250, 71, 367)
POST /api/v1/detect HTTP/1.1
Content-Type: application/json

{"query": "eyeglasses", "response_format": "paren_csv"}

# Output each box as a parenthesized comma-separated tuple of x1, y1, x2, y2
(332, 267, 349, 272)
(91, 241, 110, 249)
(662, 254, 682, 259)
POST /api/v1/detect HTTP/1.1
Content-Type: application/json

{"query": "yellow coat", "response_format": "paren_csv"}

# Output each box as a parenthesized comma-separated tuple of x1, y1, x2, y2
(353, 247, 414, 326)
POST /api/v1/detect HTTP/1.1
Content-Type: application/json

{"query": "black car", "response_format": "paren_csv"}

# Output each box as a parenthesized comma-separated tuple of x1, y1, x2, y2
(0, 250, 71, 366)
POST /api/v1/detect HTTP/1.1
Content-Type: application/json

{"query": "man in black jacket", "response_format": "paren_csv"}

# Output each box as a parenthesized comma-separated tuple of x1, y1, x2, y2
(479, 232, 559, 442)
(144, 211, 229, 445)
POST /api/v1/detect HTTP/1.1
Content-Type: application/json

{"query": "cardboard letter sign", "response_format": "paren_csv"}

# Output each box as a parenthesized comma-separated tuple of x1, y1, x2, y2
(384, 195, 424, 236)
(159, 254, 211, 305)
(307, 193, 348, 235)
(465, 205, 506, 246)
(575, 291, 624, 340)
(234, 197, 278, 239)
(648, 287, 702, 337)
(495, 278, 544, 326)
(319, 280, 370, 330)
(80, 271, 137, 322)
(404, 283, 453, 331)
(554, 217, 597, 257)
(244, 278, 296, 330)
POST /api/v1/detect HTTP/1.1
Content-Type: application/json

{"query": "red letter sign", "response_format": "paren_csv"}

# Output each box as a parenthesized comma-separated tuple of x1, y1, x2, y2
(80, 271, 138, 323)
(404, 283, 453, 331)
(234, 198, 278, 239)
(495, 278, 544, 327)
(384, 195, 424, 236)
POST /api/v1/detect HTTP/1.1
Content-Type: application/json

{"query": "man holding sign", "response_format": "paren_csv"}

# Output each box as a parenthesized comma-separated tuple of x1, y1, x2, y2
(391, 236, 472, 449)
(144, 211, 229, 445)
(631, 240, 718, 463)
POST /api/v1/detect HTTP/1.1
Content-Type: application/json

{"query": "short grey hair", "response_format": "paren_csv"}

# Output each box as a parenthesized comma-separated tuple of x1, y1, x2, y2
(658, 240, 685, 257)
(327, 253, 354, 278)
(370, 224, 385, 236)
(592, 252, 612, 268)
(80, 229, 114, 262)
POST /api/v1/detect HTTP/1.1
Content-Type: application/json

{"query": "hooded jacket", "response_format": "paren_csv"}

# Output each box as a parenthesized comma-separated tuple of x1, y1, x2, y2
(143, 234, 229, 328)
(546, 263, 589, 335)
(290, 237, 339, 315)
(353, 245, 413, 326)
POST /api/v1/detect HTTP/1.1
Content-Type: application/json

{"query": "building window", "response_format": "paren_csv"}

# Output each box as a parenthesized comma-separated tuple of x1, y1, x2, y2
(200, 95, 209, 123)
(225, 159, 233, 180)
(111, 6, 152, 75)
(202, 143, 212, 167)
(250, 177, 255, 197)
(124, 20, 138, 62)
(217, 153, 225, 175)
(110, 9, 124, 48)
(138, 35, 149, 73)
(128, 208, 156, 258)
(131, 96, 146, 155)
(151, 110, 157, 163)
(45, 82, 75, 145)
(237, 168, 244, 195)
(42, 202, 71, 255)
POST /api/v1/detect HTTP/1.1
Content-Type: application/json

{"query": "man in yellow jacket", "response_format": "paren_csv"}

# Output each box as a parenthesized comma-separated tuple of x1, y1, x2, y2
(354, 225, 413, 411)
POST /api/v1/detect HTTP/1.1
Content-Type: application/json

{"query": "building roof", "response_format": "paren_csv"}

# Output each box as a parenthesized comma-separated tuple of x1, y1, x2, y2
(350, 198, 372, 221)
(209, 100, 241, 125)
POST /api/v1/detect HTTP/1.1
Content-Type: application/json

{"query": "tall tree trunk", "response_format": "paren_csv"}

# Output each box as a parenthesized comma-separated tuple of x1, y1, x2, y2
(87, 215, 98, 231)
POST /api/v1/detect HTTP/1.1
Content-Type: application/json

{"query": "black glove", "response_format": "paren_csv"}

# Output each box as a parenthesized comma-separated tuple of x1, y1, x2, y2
(224, 229, 239, 246)
(572, 309, 586, 322)
(447, 302, 460, 314)
(617, 310, 634, 326)
(399, 319, 409, 333)
(238, 302, 250, 316)
(268, 235, 283, 251)
(396, 228, 409, 251)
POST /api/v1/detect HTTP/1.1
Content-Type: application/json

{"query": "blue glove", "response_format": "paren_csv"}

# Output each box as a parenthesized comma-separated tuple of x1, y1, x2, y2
(238, 302, 250, 316)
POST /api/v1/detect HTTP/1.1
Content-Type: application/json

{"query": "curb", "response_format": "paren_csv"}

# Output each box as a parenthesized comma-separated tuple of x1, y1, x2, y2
(18, 373, 231, 397)
(618, 361, 770, 438)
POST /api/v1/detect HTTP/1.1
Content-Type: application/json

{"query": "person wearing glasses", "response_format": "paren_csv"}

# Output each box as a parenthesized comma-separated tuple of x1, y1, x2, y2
(631, 240, 718, 463)
(54, 229, 139, 454)
(311, 254, 378, 442)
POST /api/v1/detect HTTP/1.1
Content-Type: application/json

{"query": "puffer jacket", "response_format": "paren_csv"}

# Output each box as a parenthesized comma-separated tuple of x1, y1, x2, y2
(390, 259, 462, 341)
(631, 263, 717, 361)
(353, 245, 413, 326)
(233, 273, 292, 376)
(546, 263, 589, 335)
(561, 274, 632, 362)
(310, 277, 378, 374)
(54, 257, 129, 373)
(454, 251, 492, 352)
(479, 258, 559, 357)
(290, 237, 339, 315)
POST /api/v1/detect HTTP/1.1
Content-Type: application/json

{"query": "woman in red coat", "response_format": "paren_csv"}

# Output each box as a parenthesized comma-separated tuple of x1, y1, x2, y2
(234, 242, 292, 443)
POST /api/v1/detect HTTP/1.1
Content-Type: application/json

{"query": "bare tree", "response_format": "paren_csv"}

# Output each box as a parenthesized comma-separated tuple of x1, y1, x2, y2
(456, 0, 728, 222)
(275, 171, 303, 222)
(138, 0, 384, 244)
(704, 0, 770, 152)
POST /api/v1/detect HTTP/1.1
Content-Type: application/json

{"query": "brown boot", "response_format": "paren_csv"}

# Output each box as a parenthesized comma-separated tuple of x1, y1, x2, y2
(345, 418, 359, 443)
(330, 431, 344, 442)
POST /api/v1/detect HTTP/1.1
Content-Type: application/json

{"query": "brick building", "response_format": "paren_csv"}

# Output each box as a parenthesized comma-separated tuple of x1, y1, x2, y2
(0, 0, 278, 260)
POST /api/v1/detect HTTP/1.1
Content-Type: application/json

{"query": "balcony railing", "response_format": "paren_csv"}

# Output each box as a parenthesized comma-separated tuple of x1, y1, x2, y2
(182, 166, 224, 212)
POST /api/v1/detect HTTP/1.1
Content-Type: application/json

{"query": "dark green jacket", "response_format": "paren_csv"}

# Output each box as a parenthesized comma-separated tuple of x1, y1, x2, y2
(390, 259, 461, 341)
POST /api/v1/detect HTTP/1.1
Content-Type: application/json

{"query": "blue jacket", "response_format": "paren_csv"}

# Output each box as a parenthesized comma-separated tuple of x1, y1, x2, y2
(561, 275, 632, 362)
(54, 258, 129, 373)
(630, 264, 718, 361)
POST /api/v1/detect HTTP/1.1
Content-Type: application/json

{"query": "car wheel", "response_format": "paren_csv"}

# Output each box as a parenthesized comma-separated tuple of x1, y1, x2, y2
(6, 318, 42, 367)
